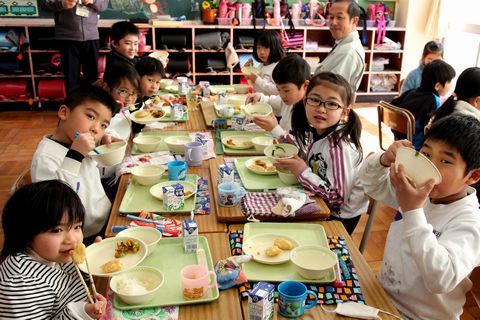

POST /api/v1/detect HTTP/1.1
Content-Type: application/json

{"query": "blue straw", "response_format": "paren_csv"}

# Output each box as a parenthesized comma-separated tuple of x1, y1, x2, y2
(126, 214, 165, 226)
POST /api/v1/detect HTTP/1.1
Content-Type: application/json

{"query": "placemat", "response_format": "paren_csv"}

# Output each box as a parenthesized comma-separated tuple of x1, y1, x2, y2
(193, 176, 210, 215)
(228, 229, 365, 305)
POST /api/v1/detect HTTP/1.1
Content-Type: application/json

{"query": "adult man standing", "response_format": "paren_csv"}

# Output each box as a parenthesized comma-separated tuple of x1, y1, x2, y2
(315, 0, 365, 92)
(40, 0, 108, 93)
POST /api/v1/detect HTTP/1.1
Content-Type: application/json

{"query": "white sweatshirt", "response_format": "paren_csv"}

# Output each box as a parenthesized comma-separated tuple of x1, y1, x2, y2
(31, 137, 111, 237)
(253, 62, 279, 96)
(298, 128, 368, 219)
(359, 152, 480, 320)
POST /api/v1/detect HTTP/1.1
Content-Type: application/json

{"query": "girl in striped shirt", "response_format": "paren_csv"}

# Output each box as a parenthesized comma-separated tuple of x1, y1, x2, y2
(275, 72, 368, 234)
(0, 180, 106, 319)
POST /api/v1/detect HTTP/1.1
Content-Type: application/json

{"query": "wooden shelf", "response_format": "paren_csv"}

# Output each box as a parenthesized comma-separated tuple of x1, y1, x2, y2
(0, 20, 406, 102)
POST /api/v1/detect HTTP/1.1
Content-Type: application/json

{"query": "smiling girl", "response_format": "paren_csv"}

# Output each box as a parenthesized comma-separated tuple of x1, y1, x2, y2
(275, 72, 368, 233)
(0, 180, 106, 319)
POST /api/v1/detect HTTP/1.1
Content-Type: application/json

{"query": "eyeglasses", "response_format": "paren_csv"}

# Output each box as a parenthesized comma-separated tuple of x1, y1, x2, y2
(113, 87, 138, 99)
(305, 97, 343, 110)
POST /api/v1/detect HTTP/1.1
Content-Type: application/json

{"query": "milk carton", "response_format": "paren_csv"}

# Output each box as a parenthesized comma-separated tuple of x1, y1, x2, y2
(248, 282, 275, 320)
(162, 183, 185, 211)
(182, 218, 198, 253)
(218, 164, 235, 183)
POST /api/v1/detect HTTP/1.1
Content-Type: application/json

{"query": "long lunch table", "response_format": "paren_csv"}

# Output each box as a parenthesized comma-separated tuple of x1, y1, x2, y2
(231, 221, 401, 320)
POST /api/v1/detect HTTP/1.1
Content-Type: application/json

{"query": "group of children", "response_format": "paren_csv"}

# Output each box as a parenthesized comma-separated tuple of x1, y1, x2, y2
(1, 17, 480, 319)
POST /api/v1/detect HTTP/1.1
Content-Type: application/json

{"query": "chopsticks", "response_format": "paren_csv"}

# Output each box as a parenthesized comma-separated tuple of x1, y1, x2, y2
(71, 243, 98, 303)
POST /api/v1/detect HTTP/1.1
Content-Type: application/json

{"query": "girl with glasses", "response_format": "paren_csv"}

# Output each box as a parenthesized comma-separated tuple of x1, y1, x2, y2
(275, 72, 368, 234)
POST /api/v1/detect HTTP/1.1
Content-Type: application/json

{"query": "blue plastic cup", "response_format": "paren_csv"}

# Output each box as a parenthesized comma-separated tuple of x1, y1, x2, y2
(167, 160, 188, 181)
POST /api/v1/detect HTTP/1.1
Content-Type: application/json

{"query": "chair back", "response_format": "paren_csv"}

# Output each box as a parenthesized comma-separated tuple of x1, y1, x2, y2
(10, 167, 31, 194)
(377, 100, 415, 151)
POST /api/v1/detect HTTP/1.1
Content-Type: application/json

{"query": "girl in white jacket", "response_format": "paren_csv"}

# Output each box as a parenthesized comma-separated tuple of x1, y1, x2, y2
(244, 30, 285, 95)
(275, 72, 368, 234)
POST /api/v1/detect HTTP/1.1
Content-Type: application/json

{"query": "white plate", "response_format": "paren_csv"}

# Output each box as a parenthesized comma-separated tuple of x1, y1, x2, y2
(221, 135, 254, 150)
(149, 180, 197, 201)
(210, 85, 235, 95)
(77, 236, 147, 277)
(245, 157, 277, 175)
(243, 234, 299, 265)
(130, 109, 166, 124)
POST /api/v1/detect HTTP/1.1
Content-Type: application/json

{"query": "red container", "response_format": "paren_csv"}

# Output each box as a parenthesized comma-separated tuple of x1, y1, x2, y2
(38, 79, 66, 100)
(0, 79, 30, 100)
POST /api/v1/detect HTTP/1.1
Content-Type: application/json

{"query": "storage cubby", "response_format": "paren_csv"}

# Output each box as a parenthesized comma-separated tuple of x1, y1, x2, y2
(0, 19, 406, 105)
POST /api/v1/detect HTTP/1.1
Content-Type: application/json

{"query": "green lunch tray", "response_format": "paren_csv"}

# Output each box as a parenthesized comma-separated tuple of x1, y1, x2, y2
(242, 222, 336, 284)
(119, 174, 198, 215)
(131, 131, 189, 155)
(220, 130, 272, 155)
(234, 157, 301, 191)
(113, 236, 219, 310)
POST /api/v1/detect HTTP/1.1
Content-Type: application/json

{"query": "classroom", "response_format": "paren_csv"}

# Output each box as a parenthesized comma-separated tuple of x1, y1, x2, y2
(0, 0, 479, 319)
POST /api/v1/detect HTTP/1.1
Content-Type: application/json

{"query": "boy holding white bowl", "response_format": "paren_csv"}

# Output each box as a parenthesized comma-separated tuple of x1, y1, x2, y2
(246, 54, 310, 138)
(359, 114, 480, 319)
(31, 85, 118, 244)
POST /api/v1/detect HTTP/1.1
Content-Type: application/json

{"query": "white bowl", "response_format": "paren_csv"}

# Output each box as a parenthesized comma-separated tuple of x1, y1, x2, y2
(234, 84, 249, 94)
(251, 136, 275, 153)
(117, 226, 162, 256)
(163, 135, 192, 154)
(244, 103, 273, 117)
(89, 141, 127, 167)
(264, 143, 299, 162)
(131, 164, 165, 186)
(277, 169, 298, 185)
(395, 147, 442, 187)
(290, 245, 337, 279)
(159, 79, 174, 89)
(133, 136, 162, 153)
(214, 103, 236, 118)
(110, 266, 164, 305)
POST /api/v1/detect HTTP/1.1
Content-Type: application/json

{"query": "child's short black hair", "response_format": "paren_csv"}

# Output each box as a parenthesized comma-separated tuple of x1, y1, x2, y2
(272, 54, 310, 88)
(1, 180, 85, 258)
(252, 30, 286, 64)
(103, 62, 140, 92)
(135, 57, 166, 78)
(64, 85, 119, 116)
(111, 21, 140, 43)
(420, 59, 455, 92)
(424, 114, 480, 173)
(422, 40, 444, 60)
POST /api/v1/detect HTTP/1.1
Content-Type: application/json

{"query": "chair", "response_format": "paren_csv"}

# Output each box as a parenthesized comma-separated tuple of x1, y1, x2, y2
(10, 167, 31, 194)
(377, 100, 415, 151)
(358, 197, 379, 253)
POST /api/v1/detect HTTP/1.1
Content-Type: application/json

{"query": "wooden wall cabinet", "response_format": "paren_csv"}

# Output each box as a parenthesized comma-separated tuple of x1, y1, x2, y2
(0, 19, 406, 105)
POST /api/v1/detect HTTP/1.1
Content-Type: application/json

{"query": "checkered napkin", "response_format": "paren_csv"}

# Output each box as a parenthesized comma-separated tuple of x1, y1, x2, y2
(228, 230, 365, 305)
(241, 191, 279, 216)
(240, 191, 323, 218)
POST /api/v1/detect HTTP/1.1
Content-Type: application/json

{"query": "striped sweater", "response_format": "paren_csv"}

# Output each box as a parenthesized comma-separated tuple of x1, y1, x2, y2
(298, 131, 368, 219)
(0, 253, 91, 319)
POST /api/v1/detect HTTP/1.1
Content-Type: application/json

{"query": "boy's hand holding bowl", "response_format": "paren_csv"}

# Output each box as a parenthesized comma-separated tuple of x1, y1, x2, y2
(391, 146, 442, 212)
(71, 132, 96, 157)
